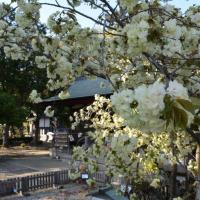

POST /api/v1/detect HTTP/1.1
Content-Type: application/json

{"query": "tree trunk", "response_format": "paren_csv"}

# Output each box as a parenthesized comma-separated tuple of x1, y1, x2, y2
(196, 144, 200, 200)
(169, 163, 177, 200)
(34, 118, 40, 146)
(2, 124, 9, 147)
(169, 131, 177, 199)
(19, 127, 24, 137)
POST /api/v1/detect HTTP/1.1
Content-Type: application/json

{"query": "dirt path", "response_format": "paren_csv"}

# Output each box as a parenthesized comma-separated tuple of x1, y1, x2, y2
(0, 146, 49, 158)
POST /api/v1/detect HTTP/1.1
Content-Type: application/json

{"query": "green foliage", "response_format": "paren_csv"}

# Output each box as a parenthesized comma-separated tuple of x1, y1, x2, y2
(176, 98, 195, 113)
(20, 143, 26, 148)
(162, 94, 174, 127)
(162, 95, 196, 129)
(0, 9, 48, 131)
(0, 49, 48, 104)
(191, 97, 200, 108)
(0, 91, 28, 127)
(86, 178, 96, 187)
(172, 103, 188, 129)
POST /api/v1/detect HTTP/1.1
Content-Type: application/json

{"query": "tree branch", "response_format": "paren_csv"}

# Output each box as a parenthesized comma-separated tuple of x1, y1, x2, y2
(85, 67, 107, 79)
(0, 6, 18, 20)
(100, 0, 124, 27)
(39, 2, 116, 30)
(143, 52, 171, 80)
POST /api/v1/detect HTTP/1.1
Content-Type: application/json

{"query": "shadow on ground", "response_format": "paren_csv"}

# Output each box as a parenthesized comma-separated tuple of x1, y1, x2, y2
(0, 147, 69, 180)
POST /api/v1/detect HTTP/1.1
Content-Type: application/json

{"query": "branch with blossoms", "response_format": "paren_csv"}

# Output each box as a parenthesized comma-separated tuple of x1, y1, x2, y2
(0, 0, 200, 199)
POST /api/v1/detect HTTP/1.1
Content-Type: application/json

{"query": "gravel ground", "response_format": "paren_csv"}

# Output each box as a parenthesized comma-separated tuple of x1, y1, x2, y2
(1, 184, 93, 200)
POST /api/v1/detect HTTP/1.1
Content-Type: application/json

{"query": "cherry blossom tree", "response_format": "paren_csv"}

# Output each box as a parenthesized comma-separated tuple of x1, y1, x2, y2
(0, 0, 200, 199)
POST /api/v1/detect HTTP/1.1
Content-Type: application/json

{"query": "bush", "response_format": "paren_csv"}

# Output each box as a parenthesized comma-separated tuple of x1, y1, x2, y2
(0, 136, 33, 146)
(20, 143, 26, 148)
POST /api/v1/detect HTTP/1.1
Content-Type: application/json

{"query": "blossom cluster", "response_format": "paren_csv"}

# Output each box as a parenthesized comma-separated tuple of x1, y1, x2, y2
(72, 95, 195, 196)
(111, 80, 192, 132)
(44, 106, 54, 117)
(29, 90, 42, 103)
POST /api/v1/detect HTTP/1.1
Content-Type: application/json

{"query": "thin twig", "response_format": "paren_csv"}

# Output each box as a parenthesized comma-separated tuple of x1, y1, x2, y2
(39, 2, 116, 30)
(100, 0, 123, 27)
(0, 6, 18, 20)
(143, 52, 171, 80)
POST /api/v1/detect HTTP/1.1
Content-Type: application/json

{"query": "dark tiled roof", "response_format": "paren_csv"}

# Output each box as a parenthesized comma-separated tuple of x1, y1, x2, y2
(42, 78, 113, 102)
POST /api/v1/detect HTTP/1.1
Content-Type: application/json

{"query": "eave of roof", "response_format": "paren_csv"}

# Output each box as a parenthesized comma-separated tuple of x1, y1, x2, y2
(42, 77, 113, 103)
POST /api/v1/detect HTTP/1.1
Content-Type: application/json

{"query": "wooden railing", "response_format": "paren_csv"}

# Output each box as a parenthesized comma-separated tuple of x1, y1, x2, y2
(0, 170, 69, 196)
(0, 169, 110, 197)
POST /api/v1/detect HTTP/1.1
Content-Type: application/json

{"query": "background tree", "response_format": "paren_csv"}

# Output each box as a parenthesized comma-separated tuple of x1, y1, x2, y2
(0, 7, 48, 146)
(0, 91, 28, 147)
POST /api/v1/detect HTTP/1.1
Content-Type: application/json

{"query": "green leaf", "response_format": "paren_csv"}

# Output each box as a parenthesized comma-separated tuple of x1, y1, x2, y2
(176, 98, 195, 113)
(162, 94, 174, 128)
(52, 25, 61, 34)
(172, 103, 188, 129)
(191, 97, 200, 108)
(162, 95, 189, 129)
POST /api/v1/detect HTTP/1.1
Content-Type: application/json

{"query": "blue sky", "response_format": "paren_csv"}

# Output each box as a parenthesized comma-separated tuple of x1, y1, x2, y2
(1, 0, 200, 27)
(172, 0, 199, 11)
